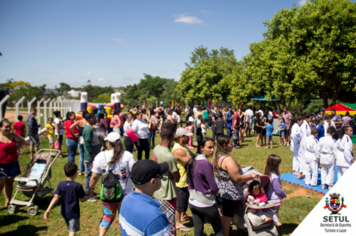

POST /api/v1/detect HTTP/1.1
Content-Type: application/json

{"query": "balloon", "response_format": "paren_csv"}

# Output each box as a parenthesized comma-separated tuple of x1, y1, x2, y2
(120, 104, 124, 109)
(126, 129, 138, 142)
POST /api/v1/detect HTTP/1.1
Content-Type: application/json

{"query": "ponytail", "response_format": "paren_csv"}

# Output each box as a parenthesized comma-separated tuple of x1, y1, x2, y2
(108, 140, 124, 166)
(339, 126, 350, 140)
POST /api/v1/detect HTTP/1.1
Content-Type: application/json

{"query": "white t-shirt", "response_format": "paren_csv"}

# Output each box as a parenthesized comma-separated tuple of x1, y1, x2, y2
(201, 123, 207, 134)
(188, 116, 194, 122)
(54, 118, 65, 135)
(172, 111, 178, 121)
(268, 111, 273, 120)
(92, 150, 136, 194)
(132, 119, 148, 139)
(123, 121, 132, 137)
(245, 109, 254, 123)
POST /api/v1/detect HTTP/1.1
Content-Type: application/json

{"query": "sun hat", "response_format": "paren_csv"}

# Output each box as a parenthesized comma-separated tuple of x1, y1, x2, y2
(104, 132, 121, 142)
(175, 127, 193, 137)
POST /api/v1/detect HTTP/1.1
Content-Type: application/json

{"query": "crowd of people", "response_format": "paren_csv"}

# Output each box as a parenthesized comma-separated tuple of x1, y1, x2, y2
(0, 103, 354, 236)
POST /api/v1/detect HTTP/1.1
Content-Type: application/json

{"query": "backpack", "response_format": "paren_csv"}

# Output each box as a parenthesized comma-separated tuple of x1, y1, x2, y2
(100, 152, 123, 202)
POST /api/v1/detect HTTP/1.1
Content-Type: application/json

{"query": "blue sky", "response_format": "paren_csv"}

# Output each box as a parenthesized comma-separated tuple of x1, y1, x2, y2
(1, 0, 310, 88)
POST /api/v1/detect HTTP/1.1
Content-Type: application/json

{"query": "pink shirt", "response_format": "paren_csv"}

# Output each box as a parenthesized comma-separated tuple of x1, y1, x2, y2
(110, 115, 121, 129)
(119, 113, 124, 128)
(282, 111, 292, 128)
(249, 192, 268, 203)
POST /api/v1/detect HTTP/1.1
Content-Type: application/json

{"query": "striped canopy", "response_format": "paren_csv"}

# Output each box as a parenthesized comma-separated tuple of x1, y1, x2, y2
(325, 103, 356, 115)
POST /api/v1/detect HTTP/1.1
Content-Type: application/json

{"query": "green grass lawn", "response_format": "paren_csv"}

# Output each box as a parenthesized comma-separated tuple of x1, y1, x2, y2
(0, 128, 352, 236)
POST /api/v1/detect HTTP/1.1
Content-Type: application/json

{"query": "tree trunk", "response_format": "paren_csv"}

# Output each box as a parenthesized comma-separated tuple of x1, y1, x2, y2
(332, 81, 342, 105)
(321, 72, 328, 108)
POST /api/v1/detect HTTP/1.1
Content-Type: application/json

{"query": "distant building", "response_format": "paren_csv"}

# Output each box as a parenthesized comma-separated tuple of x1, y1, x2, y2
(44, 89, 60, 95)
(67, 90, 81, 97)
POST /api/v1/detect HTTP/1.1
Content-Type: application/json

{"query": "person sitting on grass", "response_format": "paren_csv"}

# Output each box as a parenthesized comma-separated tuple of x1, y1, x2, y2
(264, 119, 275, 149)
(44, 162, 93, 236)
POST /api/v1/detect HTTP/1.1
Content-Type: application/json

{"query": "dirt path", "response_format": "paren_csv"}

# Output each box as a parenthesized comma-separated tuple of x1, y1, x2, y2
(4, 111, 29, 122)
(283, 183, 324, 199)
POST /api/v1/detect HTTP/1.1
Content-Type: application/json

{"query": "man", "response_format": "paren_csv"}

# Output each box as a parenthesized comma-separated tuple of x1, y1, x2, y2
(152, 123, 180, 235)
(184, 105, 190, 116)
(299, 112, 312, 179)
(211, 106, 218, 143)
(225, 106, 233, 137)
(282, 107, 292, 145)
(231, 108, 240, 149)
(27, 108, 40, 159)
(193, 105, 198, 116)
(120, 160, 171, 236)
(82, 113, 100, 202)
(244, 106, 254, 137)
(330, 109, 342, 128)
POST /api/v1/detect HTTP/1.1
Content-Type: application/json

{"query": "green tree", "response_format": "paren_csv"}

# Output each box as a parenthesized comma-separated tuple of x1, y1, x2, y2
(55, 82, 71, 95)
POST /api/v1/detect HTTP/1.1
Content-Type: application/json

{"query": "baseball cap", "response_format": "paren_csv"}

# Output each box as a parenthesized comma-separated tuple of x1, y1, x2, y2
(104, 132, 121, 142)
(130, 160, 169, 185)
(175, 127, 193, 137)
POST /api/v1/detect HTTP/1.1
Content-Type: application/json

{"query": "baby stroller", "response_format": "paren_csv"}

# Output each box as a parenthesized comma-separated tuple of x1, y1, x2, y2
(233, 166, 279, 236)
(8, 149, 60, 216)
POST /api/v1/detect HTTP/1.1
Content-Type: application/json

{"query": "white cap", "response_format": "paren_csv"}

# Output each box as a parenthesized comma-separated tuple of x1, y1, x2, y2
(175, 127, 193, 137)
(104, 132, 121, 142)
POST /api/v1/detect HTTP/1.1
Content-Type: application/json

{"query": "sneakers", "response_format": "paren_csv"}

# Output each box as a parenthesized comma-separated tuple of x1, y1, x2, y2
(87, 197, 97, 202)
(233, 146, 240, 149)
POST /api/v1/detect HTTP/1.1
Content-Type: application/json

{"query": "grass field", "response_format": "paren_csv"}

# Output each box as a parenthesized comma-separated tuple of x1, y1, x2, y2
(0, 127, 352, 236)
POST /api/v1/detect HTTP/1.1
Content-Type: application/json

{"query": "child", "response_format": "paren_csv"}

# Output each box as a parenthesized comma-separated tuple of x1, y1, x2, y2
(12, 115, 26, 138)
(302, 128, 319, 186)
(247, 180, 278, 223)
(315, 117, 325, 140)
(264, 154, 287, 227)
(201, 117, 207, 139)
(278, 118, 286, 146)
(185, 121, 193, 148)
(336, 126, 355, 179)
(46, 118, 55, 154)
(215, 114, 225, 140)
(264, 119, 274, 149)
(291, 117, 303, 179)
(44, 163, 93, 235)
(316, 127, 337, 190)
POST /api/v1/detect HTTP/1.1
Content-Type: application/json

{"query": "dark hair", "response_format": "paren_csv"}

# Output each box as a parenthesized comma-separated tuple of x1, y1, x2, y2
(0, 119, 11, 128)
(108, 139, 124, 166)
(218, 113, 223, 119)
(304, 112, 312, 119)
(53, 110, 61, 118)
(248, 180, 262, 194)
(280, 117, 285, 123)
(160, 123, 174, 140)
(311, 127, 319, 135)
(65, 111, 75, 121)
(82, 109, 88, 118)
(48, 117, 53, 121)
(98, 113, 104, 121)
(142, 109, 146, 114)
(331, 109, 336, 112)
(345, 111, 350, 116)
(339, 126, 351, 139)
(30, 107, 36, 112)
(64, 162, 78, 177)
(186, 121, 192, 126)
(186, 137, 214, 188)
(327, 127, 336, 135)
(92, 107, 98, 114)
(212, 135, 231, 177)
(17, 115, 23, 121)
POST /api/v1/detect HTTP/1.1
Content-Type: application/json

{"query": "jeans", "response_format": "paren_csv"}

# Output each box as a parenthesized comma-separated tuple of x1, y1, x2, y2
(189, 203, 224, 236)
(66, 138, 78, 163)
(99, 131, 106, 137)
(226, 127, 232, 137)
(206, 121, 210, 129)
(148, 130, 156, 147)
(84, 161, 93, 194)
(78, 142, 85, 172)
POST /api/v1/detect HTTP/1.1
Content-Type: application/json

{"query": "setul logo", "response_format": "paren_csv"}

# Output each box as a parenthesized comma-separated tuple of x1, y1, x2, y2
(324, 193, 346, 215)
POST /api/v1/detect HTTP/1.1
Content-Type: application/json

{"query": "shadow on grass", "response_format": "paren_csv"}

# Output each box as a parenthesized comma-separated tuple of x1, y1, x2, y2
(0, 214, 28, 228)
(2, 225, 48, 236)
(277, 223, 299, 235)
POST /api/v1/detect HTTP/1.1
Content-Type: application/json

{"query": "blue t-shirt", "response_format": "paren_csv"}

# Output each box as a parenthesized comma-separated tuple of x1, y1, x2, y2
(316, 124, 325, 140)
(119, 188, 171, 236)
(279, 123, 286, 133)
(54, 181, 85, 219)
(265, 124, 274, 136)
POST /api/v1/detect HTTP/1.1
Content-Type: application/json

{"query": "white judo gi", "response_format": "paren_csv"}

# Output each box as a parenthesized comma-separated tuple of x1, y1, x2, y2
(302, 136, 319, 186)
(299, 120, 311, 174)
(291, 123, 302, 172)
(316, 136, 337, 187)
(336, 134, 354, 179)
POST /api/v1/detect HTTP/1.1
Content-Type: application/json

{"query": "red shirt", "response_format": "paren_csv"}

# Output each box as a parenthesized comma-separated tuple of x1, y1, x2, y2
(64, 120, 79, 140)
(232, 112, 240, 128)
(13, 121, 25, 137)
(0, 138, 19, 164)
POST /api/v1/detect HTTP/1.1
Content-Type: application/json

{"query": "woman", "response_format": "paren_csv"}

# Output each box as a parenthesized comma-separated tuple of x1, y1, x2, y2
(123, 113, 135, 153)
(70, 109, 88, 175)
(89, 132, 136, 236)
(132, 111, 149, 160)
(186, 137, 224, 236)
(254, 113, 264, 147)
(196, 115, 203, 144)
(172, 128, 193, 232)
(98, 113, 107, 136)
(110, 109, 122, 134)
(342, 111, 352, 127)
(212, 135, 258, 236)
(53, 110, 65, 157)
(166, 108, 174, 125)
(64, 112, 79, 163)
(148, 109, 157, 148)
(239, 108, 245, 143)
(0, 119, 26, 206)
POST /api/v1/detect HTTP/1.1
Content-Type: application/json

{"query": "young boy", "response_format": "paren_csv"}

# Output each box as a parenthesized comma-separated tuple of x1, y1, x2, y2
(215, 114, 225, 140)
(316, 127, 337, 190)
(12, 115, 26, 137)
(302, 128, 319, 186)
(278, 118, 286, 146)
(264, 119, 274, 149)
(46, 118, 55, 154)
(44, 163, 93, 236)
(315, 117, 325, 140)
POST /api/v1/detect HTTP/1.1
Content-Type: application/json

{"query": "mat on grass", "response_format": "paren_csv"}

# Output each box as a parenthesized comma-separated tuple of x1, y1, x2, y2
(280, 168, 338, 195)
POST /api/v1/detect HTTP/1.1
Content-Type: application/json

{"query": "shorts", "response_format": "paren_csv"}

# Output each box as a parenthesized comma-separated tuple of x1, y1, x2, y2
(48, 137, 54, 143)
(63, 218, 80, 232)
(285, 128, 290, 136)
(232, 129, 239, 140)
(279, 132, 285, 139)
(246, 121, 253, 129)
(254, 126, 261, 134)
(216, 198, 243, 218)
(29, 134, 40, 146)
(266, 135, 273, 142)
(176, 187, 189, 212)
(262, 129, 266, 136)
(0, 160, 21, 178)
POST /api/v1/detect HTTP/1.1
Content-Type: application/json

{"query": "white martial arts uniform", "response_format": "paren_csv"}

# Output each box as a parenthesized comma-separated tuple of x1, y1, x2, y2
(336, 134, 354, 179)
(302, 136, 319, 186)
(323, 120, 335, 137)
(317, 136, 337, 186)
(299, 120, 312, 174)
(291, 123, 302, 172)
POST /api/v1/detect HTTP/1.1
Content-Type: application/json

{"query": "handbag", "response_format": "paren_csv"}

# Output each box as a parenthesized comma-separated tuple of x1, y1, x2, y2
(55, 140, 61, 150)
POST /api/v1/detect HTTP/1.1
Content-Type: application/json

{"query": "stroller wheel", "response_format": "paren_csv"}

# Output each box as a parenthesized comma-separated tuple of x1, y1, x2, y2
(27, 206, 38, 216)
(8, 204, 17, 214)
